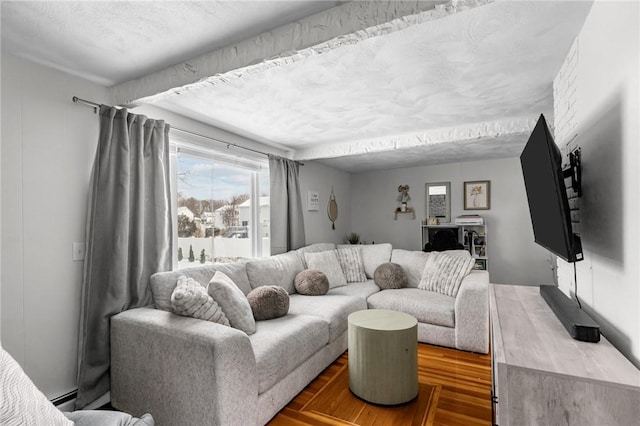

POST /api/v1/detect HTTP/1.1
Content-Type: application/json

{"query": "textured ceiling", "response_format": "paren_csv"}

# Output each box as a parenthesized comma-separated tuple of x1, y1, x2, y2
(149, 0, 592, 170)
(0, 1, 344, 86)
(1, 1, 593, 171)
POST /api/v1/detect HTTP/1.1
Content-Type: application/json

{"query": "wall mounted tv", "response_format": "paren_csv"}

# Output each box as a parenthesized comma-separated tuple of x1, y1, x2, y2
(520, 114, 583, 263)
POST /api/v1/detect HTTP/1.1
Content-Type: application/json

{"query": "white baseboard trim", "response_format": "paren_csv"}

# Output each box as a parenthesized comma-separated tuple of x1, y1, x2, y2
(51, 389, 77, 411)
(51, 389, 110, 411)
(83, 391, 111, 410)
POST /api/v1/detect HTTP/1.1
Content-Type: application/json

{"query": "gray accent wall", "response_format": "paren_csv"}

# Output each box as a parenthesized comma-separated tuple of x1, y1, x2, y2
(349, 158, 553, 286)
(299, 161, 352, 246)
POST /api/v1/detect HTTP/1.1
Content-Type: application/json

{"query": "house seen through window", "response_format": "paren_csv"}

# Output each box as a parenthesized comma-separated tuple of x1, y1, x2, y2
(173, 143, 269, 268)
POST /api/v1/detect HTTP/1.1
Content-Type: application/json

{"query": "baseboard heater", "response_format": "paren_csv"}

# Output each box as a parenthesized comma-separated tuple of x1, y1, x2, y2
(51, 389, 77, 407)
(540, 285, 600, 343)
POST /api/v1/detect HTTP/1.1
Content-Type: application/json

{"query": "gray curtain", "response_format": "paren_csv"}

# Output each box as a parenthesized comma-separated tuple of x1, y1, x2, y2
(269, 155, 305, 254)
(76, 105, 173, 408)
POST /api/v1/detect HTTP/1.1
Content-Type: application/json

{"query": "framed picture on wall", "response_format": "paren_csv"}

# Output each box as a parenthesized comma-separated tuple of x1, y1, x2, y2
(464, 181, 490, 210)
(307, 190, 320, 211)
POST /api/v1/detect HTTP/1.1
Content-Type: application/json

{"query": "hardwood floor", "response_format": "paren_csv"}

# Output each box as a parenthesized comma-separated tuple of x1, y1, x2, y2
(268, 343, 492, 426)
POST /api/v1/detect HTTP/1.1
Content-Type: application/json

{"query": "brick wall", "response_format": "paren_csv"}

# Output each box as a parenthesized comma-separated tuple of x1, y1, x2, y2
(554, 37, 581, 234)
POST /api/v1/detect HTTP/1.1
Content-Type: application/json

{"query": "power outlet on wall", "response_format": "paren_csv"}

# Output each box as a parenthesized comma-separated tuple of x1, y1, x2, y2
(72, 242, 86, 261)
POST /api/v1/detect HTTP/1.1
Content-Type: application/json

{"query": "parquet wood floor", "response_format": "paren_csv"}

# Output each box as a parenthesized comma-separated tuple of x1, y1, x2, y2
(268, 344, 492, 426)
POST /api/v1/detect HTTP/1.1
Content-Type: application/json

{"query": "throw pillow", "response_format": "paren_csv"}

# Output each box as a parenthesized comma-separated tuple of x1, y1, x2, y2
(296, 243, 337, 267)
(294, 270, 329, 295)
(208, 271, 256, 335)
(419, 251, 475, 297)
(304, 250, 348, 288)
(1, 345, 74, 426)
(247, 286, 290, 320)
(373, 262, 408, 289)
(336, 247, 367, 282)
(170, 276, 230, 325)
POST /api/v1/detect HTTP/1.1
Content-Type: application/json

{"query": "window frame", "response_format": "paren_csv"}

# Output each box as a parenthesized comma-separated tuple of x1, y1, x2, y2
(169, 134, 268, 268)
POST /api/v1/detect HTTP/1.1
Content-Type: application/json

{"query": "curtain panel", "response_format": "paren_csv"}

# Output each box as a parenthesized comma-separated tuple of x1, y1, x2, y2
(75, 106, 173, 408)
(268, 155, 305, 254)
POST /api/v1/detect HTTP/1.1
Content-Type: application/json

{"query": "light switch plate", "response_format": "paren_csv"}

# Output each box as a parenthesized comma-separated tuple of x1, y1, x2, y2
(72, 242, 86, 261)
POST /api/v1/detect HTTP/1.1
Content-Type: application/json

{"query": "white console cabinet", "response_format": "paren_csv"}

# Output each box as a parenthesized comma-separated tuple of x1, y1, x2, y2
(490, 284, 640, 426)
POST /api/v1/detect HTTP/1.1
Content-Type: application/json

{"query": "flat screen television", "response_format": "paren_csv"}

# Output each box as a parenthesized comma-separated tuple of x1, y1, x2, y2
(520, 114, 583, 263)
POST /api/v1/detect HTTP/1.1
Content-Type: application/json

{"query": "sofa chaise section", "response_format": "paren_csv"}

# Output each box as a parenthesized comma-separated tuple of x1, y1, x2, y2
(366, 270, 489, 353)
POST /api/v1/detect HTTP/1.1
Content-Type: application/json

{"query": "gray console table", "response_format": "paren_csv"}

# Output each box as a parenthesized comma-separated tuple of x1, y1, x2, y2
(490, 284, 640, 426)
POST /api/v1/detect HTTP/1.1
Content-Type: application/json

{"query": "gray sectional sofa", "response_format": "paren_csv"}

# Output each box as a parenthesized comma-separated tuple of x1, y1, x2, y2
(110, 242, 489, 426)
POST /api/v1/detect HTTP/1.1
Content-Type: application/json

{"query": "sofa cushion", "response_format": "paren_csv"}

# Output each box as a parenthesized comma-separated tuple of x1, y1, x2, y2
(373, 262, 407, 289)
(367, 288, 455, 328)
(294, 270, 329, 295)
(419, 251, 475, 297)
(390, 249, 431, 288)
(246, 251, 304, 294)
(327, 280, 380, 300)
(335, 247, 367, 283)
(288, 294, 366, 342)
(304, 251, 347, 288)
(249, 314, 328, 393)
(340, 243, 392, 279)
(170, 276, 230, 325)
(208, 271, 256, 335)
(296, 243, 336, 267)
(63, 410, 155, 426)
(150, 262, 251, 311)
(247, 286, 290, 320)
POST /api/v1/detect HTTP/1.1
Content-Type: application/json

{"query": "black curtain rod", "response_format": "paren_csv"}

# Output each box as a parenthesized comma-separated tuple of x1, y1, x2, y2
(71, 96, 283, 160)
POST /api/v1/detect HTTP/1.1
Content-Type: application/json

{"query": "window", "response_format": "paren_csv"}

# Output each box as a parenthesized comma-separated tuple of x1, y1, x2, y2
(171, 139, 269, 269)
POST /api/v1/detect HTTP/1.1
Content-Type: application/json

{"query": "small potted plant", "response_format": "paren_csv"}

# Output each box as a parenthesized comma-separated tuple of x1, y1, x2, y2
(346, 232, 360, 245)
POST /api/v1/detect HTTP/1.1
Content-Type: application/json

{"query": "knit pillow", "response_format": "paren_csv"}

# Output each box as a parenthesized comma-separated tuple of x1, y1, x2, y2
(336, 247, 367, 282)
(304, 250, 347, 288)
(247, 286, 290, 320)
(419, 251, 475, 297)
(170, 276, 230, 325)
(373, 262, 408, 289)
(208, 271, 256, 335)
(294, 270, 329, 295)
(0, 346, 74, 426)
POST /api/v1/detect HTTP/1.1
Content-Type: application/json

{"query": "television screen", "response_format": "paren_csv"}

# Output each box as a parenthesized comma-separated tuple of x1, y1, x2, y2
(520, 114, 583, 263)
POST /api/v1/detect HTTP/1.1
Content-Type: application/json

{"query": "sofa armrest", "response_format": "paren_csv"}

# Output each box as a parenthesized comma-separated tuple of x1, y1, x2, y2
(111, 308, 258, 426)
(454, 270, 489, 353)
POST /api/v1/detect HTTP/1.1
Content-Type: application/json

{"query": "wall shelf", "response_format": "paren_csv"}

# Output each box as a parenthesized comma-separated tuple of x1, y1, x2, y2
(394, 208, 415, 220)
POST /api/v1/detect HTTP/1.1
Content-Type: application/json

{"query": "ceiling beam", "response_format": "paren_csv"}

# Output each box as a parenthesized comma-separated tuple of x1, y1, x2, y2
(111, 0, 495, 106)
(292, 116, 538, 161)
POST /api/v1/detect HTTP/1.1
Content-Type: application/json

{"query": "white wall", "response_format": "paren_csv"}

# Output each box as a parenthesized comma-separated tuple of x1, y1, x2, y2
(350, 158, 553, 285)
(299, 161, 352, 246)
(1, 53, 109, 397)
(0, 50, 3, 344)
(554, 1, 639, 367)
